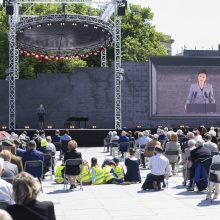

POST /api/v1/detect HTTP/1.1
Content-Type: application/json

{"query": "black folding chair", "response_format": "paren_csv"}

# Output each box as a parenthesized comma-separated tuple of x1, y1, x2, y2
(0, 200, 9, 210)
(24, 160, 44, 192)
(64, 159, 83, 191)
(60, 140, 70, 160)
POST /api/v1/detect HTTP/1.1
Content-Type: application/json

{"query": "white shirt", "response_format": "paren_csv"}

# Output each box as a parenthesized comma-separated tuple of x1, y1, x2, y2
(0, 178, 14, 204)
(149, 153, 171, 177)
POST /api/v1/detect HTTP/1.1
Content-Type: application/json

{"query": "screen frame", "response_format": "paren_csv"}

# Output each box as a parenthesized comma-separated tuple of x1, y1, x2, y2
(149, 56, 220, 119)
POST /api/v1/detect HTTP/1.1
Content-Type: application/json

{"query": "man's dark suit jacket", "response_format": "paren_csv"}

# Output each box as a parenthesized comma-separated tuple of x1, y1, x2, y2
(190, 145, 211, 164)
(64, 150, 82, 175)
(7, 199, 56, 220)
(22, 149, 44, 177)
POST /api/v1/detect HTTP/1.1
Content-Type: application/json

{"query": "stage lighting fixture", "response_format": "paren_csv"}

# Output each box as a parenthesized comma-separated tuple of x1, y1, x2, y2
(27, 26, 32, 30)
(47, 125, 53, 129)
(60, 22, 65, 26)
(24, 125, 30, 129)
(47, 23, 52, 26)
(85, 54, 89, 58)
(92, 125, 96, 129)
(26, 51, 31, 56)
(2, 126, 7, 130)
(94, 26, 98, 29)
(72, 23, 77, 26)
(70, 125, 75, 129)
(64, 55, 69, 60)
(34, 53, 40, 59)
(19, 30, 24, 33)
(54, 55, 60, 61)
(93, 51, 98, 56)
(84, 24, 88, 27)
(36, 24, 42, 28)
(44, 54, 49, 60)
(75, 54, 80, 59)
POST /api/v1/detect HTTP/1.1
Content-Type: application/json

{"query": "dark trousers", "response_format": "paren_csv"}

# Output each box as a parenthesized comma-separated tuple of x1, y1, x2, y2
(106, 178, 123, 184)
(142, 173, 164, 190)
(141, 153, 146, 168)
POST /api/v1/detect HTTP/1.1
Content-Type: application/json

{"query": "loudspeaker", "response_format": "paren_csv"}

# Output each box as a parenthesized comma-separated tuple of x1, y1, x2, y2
(6, 5, 14, 15)
(118, 6, 126, 16)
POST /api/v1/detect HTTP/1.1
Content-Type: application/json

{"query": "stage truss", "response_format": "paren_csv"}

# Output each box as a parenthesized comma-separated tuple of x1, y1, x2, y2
(7, 0, 122, 130)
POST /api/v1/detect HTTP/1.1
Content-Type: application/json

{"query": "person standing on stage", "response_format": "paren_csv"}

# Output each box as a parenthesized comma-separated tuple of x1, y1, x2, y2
(37, 104, 45, 130)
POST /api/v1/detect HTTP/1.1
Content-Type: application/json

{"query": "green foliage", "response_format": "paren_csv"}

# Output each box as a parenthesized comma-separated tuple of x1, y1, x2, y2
(121, 4, 171, 61)
(0, 2, 171, 79)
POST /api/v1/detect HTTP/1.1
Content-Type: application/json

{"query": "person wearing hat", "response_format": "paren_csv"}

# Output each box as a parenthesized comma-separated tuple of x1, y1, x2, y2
(141, 144, 171, 191)
(0, 139, 23, 173)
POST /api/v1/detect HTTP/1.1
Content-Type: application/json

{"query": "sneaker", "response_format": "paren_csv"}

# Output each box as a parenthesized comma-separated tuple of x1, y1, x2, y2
(69, 185, 74, 190)
(153, 181, 159, 191)
(186, 187, 194, 191)
(206, 194, 211, 200)
(213, 194, 218, 199)
(73, 184, 77, 188)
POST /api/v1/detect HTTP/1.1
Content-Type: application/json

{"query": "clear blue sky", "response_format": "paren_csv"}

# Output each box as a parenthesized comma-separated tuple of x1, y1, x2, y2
(128, 0, 220, 55)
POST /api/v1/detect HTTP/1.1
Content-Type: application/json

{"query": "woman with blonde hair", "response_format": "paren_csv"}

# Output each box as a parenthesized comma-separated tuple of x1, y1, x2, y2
(7, 172, 56, 220)
(64, 140, 82, 190)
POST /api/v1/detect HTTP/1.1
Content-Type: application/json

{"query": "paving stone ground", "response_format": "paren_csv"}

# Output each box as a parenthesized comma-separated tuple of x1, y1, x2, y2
(39, 147, 220, 220)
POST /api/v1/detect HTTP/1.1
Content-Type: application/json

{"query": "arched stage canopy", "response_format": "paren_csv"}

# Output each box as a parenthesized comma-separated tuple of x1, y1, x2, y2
(16, 14, 113, 56)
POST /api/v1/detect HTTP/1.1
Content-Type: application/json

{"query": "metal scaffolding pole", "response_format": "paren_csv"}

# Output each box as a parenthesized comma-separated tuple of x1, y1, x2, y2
(114, 13, 122, 130)
(101, 48, 107, 67)
(8, 2, 20, 130)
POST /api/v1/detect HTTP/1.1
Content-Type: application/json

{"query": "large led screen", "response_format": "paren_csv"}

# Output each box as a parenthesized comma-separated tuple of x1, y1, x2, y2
(149, 57, 220, 118)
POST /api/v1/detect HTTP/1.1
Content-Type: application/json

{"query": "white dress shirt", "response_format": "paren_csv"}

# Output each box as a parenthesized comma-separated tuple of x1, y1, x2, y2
(149, 153, 171, 177)
(0, 178, 14, 204)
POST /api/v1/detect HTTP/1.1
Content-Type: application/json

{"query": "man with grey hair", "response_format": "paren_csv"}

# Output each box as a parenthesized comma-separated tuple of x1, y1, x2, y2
(203, 133, 218, 155)
(187, 139, 211, 191)
(0, 158, 14, 204)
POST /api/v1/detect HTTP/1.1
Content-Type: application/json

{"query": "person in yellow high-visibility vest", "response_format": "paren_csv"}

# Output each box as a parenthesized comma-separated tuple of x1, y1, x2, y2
(55, 164, 65, 184)
(77, 160, 92, 185)
(113, 158, 125, 180)
(91, 157, 104, 185)
(102, 159, 123, 184)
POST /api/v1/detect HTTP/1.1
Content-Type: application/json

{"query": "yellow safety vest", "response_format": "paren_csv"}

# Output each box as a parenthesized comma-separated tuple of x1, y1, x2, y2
(92, 165, 104, 185)
(77, 164, 92, 183)
(103, 165, 114, 182)
(55, 165, 64, 184)
(114, 165, 124, 179)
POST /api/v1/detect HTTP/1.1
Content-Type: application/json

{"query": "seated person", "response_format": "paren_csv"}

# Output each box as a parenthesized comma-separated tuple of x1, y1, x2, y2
(91, 157, 104, 185)
(7, 172, 56, 220)
(51, 129, 61, 143)
(0, 150, 18, 182)
(14, 139, 25, 158)
(64, 140, 82, 190)
(77, 160, 91, 185)
(0, 158, 14, 205)
(0, 140, 23, 173)
(206, 153, 220, 200)
(118, 131, 130, 158)
(102, 159, 123, 184)
(124, 148, 141, 183)
(113, 158, 125, 180)
(22, 140, 44, 178)
(142, 145, 171, 190)
(54, 164, 65, 184)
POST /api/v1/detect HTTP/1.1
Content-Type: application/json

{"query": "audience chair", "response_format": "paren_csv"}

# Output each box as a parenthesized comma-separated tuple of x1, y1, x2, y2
(0, 200, 9, 210)
(164, 150, 179, 175)
(60, 140, 70, 160)
(103, 137, 111, 152)
(1, 176, 14, 184)
(63, 158, 83, 191)
(207, 163, 220, 202)
(129, 141, 135, 148)
(118, 142, 130, 159)
(53, 142, 62, 153)
(110, 140, 119, 157)
(24, 160, 44, 191)
(44, 153, 53, 180)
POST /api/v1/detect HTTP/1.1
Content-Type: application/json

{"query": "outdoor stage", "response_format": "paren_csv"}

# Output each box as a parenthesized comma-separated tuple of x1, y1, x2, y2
(14, 129, 111, 147)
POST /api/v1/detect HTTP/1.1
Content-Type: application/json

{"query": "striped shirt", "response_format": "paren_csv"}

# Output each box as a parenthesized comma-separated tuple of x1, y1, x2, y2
(149, 153, 171, 177)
